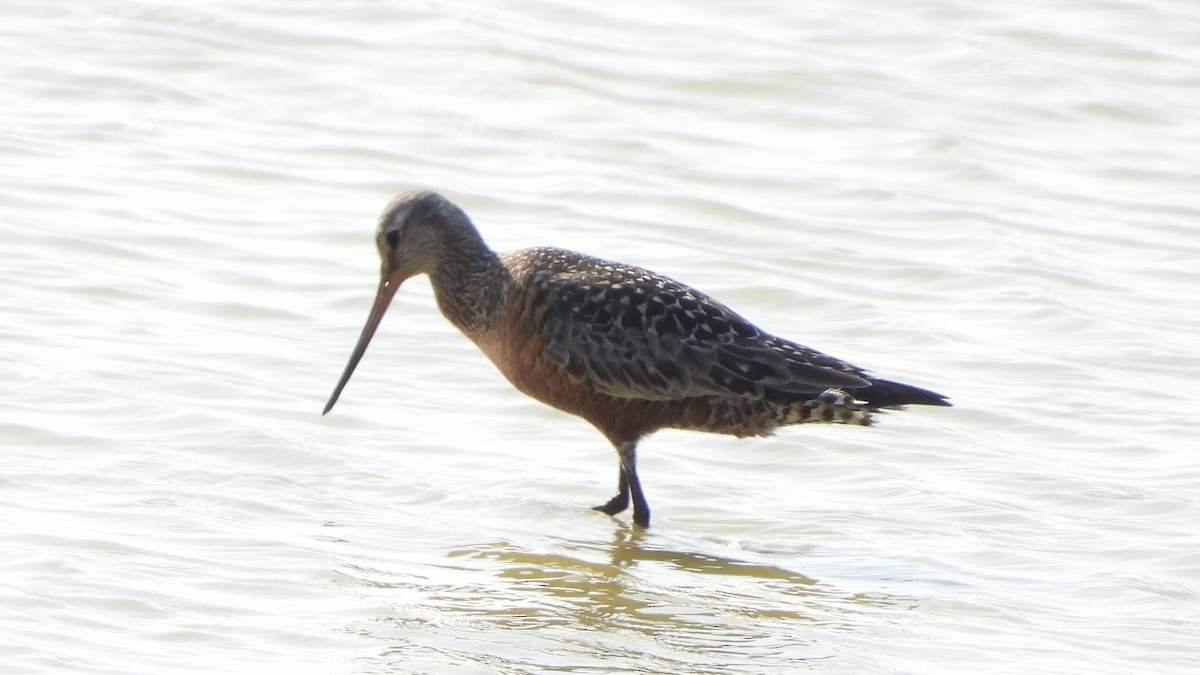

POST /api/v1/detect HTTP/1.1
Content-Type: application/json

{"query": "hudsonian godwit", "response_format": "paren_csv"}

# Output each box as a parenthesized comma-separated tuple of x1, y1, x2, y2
(324, 191, 950, 528)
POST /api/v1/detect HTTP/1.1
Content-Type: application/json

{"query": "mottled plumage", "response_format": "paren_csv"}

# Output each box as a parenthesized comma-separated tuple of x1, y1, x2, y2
(324, 191, 950, 528)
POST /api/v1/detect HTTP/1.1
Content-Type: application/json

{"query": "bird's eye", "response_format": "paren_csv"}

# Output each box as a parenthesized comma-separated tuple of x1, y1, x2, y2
(385, 230, 400, 248)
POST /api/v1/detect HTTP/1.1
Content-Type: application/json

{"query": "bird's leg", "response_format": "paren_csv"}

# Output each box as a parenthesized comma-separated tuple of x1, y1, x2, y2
(593, 441, 650, 527)
(620, 441, 651, 528)
(593, 465, 629, 515)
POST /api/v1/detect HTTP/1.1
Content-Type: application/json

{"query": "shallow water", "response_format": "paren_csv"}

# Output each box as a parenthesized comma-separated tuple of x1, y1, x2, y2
(3, 1, 1199, 673)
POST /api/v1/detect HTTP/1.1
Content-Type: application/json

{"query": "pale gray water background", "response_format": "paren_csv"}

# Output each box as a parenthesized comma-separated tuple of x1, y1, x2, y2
(2, 1, 1198, 673)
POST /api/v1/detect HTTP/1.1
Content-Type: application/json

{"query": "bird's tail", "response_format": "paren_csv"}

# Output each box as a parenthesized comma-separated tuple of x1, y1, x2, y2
(855, 378, 951, 409)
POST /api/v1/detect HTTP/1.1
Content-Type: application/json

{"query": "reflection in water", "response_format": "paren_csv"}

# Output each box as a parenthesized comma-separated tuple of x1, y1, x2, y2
(340, 531, 914, 672)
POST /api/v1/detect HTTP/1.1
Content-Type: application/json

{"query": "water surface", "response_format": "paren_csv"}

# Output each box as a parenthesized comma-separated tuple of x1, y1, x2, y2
(3, 1, 1198, 673)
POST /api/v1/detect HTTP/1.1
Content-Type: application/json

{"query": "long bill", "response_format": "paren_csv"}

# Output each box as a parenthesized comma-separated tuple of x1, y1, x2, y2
(323, 272, 402, 414)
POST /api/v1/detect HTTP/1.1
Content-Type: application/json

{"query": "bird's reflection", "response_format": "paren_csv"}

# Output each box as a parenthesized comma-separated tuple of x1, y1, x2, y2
(433, 524, 908, 635)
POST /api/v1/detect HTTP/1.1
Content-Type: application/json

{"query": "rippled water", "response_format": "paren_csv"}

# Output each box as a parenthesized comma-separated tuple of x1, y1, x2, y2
(4, 1, 1198, 673)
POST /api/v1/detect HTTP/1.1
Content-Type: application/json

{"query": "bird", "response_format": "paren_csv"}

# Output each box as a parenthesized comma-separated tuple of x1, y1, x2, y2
(323, 190, 950, 528)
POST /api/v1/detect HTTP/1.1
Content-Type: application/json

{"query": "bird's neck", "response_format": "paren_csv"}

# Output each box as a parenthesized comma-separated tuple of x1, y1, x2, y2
(429, 232, 510, 340)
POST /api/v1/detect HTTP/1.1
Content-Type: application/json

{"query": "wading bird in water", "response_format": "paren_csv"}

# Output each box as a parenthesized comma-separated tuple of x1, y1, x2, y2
(324, 191, 949, 528)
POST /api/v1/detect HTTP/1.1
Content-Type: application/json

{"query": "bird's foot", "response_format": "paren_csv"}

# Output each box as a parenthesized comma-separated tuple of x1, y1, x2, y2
(592, 494, 629, 516)
(631, 506, 650, 528)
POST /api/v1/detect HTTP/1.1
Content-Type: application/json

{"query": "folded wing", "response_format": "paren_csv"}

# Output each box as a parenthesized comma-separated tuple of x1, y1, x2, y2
(533, 254, 869, 402)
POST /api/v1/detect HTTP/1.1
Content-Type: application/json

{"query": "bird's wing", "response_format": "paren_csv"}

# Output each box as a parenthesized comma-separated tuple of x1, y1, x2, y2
(534, 257, 869, 401)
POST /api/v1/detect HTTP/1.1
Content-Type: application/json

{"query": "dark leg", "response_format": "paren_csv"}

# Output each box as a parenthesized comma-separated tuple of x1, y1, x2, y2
(620, 441, 651, 528)
(593, 441, 650, 527)
(593, 467, 629, 515)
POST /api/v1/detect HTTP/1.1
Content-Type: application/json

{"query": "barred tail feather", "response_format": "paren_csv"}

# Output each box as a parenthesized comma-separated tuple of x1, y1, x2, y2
(790, 388, 872, 426)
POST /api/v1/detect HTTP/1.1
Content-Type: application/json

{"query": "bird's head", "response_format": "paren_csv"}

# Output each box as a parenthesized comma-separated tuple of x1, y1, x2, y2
(375, 190, 468, 286)
(323, 190, 469, 414)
